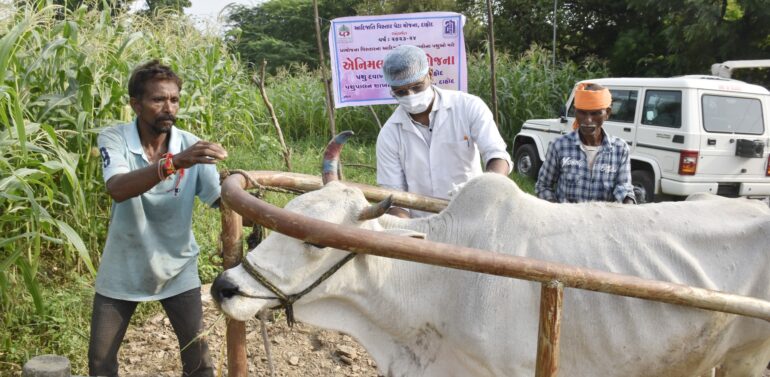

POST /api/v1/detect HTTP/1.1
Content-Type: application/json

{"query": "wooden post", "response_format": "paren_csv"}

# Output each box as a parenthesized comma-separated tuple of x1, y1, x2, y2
(221, 203, 248, 377)
(312, 0, 337, 137)
(254, 60, 292, 171)
(485, 0, 499, 126)
(535, 281, 564, 377)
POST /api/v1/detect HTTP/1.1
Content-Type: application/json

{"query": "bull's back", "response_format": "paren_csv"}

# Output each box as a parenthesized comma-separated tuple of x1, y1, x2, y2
(431, 176, 770, 376)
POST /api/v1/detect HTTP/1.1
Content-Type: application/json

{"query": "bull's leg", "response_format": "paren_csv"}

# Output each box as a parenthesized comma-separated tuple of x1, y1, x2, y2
(716, 338, 770, 377)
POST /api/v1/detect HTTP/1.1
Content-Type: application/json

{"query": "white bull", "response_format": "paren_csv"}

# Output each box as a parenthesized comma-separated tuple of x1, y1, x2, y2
(212, 173, 770, 377)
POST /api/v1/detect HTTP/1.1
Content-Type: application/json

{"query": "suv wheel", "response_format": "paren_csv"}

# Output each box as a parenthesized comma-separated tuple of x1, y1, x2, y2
(631, 170, 654, 204)
(514, 144, 542, 179)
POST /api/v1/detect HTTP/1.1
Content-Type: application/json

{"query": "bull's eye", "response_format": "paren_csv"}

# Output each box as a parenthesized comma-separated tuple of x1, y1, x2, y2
(304, 242, 327, 250)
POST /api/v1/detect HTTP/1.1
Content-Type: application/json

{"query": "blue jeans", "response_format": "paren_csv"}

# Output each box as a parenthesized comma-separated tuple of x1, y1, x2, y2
(88, 288, 214, 377)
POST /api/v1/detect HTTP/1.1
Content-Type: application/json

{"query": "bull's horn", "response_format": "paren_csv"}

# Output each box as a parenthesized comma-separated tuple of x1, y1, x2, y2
(357, 195, 394, 221)
(322, 130, 355, 184)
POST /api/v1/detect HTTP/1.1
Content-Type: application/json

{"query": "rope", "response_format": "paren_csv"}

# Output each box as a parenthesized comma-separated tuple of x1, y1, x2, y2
(258, 310, 276, 377)
(223, 169, 305, 196)
(240, 252, 356, 326)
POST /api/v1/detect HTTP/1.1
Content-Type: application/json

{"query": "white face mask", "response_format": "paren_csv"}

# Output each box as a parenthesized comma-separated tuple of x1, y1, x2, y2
(396, 86, 434, 114)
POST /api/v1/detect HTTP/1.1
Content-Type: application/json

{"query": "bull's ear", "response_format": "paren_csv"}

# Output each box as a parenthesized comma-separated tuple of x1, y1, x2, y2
(382, 228, 426, 239)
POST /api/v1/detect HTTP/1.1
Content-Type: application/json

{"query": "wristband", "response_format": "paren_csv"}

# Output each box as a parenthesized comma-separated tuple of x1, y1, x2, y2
(161, 152, 185, 196)
(157, 158, 166, 180)
(162, 153, 176, 176)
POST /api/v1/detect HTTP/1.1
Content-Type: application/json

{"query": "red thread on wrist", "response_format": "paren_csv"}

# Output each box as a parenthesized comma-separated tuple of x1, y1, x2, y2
(162, 152, 185, 196)
(162, 153, 176, 176)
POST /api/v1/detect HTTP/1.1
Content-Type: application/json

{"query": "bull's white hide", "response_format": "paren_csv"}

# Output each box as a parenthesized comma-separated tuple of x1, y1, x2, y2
(216, 173, 770, 377)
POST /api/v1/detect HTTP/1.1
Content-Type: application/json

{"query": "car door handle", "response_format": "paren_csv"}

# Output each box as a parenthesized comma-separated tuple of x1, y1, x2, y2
(708, 139, 716, 145)
(623, 127, 632, 132)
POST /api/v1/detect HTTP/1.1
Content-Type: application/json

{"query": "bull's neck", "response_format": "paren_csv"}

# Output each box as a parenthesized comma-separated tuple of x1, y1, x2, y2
(294, 246, 447, 375)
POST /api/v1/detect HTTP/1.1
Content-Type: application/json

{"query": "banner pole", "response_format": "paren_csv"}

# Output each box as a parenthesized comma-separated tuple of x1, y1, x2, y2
(486, 0, 499, 127)
(313, 0, 338, 138)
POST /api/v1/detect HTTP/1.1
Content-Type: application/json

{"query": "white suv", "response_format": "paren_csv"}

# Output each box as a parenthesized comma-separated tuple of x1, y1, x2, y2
(513, 76, 770, 202)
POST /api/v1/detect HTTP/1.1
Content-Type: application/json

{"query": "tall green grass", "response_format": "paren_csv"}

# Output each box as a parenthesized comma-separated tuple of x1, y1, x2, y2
(469, 46, 609, 143)
(0, 4, 276, 370)
(265, 47, 607, 144)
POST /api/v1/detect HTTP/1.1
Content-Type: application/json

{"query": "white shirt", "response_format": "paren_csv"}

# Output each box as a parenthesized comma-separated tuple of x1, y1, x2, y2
(376, 86, 512, 217)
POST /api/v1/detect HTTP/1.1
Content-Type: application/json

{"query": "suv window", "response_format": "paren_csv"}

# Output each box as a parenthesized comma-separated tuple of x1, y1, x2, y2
(567, 89, 638, 123)
(702, 95, 764, 135)
(642, 90, 682, 128)
(608, 89, 637, 123)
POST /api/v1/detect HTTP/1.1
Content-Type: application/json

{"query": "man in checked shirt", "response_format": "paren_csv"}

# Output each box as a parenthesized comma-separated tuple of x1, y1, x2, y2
(535, 83, 636, 204)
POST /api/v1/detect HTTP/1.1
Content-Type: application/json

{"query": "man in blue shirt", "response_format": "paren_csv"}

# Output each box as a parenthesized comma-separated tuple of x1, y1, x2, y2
(90, 60, 226, 377)
(536, 83, 636, 204)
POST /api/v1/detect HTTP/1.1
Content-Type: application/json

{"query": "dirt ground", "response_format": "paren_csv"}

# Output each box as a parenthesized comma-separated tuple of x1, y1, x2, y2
(118, 284, 380, 377)
(117, 285, 770, 377)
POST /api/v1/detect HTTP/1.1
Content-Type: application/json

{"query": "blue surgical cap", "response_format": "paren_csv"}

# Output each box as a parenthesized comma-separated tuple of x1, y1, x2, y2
(382, 45, 429, 87)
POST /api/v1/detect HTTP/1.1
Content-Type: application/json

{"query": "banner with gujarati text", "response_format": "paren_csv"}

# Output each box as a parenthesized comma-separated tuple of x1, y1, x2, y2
(329, 12, 467, 108)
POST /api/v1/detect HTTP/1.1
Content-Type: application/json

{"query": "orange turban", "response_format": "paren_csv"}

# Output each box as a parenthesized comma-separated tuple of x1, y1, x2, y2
(572, 83, 612, 130)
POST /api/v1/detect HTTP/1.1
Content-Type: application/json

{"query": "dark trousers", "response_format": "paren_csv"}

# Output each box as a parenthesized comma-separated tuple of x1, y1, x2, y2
(88, 288, 214, 377)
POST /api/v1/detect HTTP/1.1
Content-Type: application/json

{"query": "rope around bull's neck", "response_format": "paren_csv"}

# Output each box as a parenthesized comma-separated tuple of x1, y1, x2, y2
(240, 251, 356, 326)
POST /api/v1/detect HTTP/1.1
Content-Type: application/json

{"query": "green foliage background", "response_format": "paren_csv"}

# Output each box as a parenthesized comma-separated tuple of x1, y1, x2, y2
(227, 0, 770, 83)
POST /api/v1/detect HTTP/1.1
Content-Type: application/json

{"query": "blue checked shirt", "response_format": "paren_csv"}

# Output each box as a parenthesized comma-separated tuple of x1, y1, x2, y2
(536, 130, 635, 203)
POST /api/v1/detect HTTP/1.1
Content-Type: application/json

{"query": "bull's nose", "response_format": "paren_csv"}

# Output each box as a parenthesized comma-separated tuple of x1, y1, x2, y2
(211, 275, 240, 303)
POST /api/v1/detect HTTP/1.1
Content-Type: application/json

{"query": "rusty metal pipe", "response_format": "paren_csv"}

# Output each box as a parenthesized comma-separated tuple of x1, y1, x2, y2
(220, 202, 248, 377)
(228, 170, 448, 213)
(222, 173, 770, 322)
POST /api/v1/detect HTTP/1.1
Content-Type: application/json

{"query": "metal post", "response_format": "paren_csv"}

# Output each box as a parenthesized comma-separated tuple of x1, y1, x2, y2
(222, 203, 248, 377)
(535, 281, 564, 377)
(486, 0, 499, 126)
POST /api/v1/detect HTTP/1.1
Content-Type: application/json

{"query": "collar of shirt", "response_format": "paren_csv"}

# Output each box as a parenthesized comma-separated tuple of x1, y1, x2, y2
(126, 118, 182, 162)
(567, 128, 615, 151)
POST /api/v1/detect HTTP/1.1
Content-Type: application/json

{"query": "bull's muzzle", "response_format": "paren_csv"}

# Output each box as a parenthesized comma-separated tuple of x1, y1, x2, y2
(211, 274, 240, 304)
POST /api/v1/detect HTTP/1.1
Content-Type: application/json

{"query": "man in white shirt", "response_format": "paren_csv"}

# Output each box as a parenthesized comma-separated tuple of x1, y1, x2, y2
(376, 45, 512, 217)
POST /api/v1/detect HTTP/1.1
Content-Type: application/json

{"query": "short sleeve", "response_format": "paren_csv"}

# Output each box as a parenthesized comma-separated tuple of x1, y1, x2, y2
(196, 163, 221, 207)
(97, 127, 130, 183)
(376, 125, 407, 192)
(467, 96, 513, 174)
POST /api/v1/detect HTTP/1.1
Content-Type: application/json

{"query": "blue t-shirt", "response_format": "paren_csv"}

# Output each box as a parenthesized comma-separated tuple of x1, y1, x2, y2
(96, 121, 220, 301)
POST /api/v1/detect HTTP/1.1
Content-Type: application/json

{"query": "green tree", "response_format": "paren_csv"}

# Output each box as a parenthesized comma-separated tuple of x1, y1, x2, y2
(461, 0, 770, 78)
(225, 0, 489, 71)
(144, 0, 191, 14)
(226, 0, 358, 71)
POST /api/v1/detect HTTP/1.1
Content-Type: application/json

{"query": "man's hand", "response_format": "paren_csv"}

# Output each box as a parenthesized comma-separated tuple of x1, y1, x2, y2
(485, 158, 510, 175)
(172, 141, 228, 169)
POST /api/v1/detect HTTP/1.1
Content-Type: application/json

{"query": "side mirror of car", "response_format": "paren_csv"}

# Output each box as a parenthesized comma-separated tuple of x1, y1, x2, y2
(558, 107, 567, 123)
